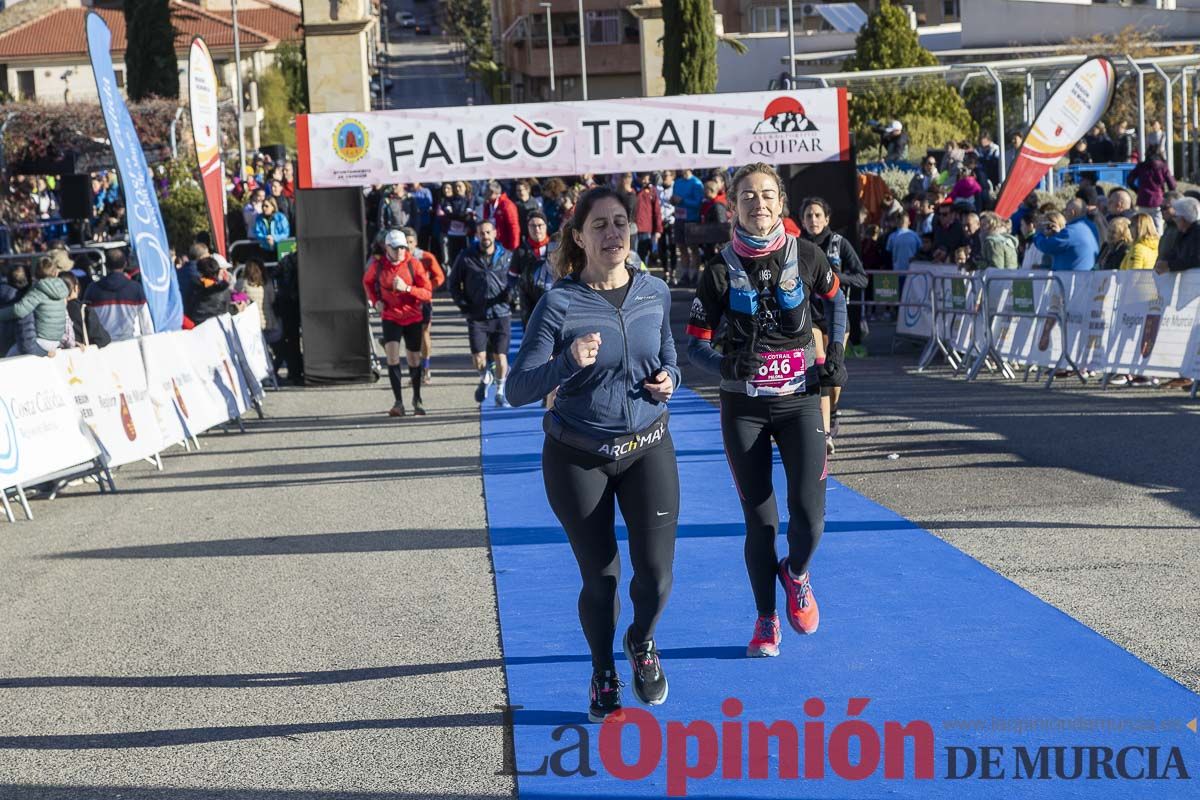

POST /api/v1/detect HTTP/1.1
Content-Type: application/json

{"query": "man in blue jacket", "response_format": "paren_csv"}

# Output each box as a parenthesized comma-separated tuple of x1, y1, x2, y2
(1032, 210, 1098, 271)
(670, 169, 705, 286)
(449, 220, 515, 405)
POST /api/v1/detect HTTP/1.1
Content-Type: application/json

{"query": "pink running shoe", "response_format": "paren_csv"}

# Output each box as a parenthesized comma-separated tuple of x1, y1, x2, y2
(778, 559, 820, 635)
(746, 613, 782, 658)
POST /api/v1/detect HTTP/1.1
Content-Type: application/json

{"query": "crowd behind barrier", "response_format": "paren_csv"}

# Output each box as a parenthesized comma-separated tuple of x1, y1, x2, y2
(0, 305, 273, 523)
(891, 262, 1200, 394)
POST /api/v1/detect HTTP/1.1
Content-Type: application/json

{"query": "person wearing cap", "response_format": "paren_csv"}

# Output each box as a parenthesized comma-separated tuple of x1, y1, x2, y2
(363, 230, 434, 416)
(882, 120, 908, 162)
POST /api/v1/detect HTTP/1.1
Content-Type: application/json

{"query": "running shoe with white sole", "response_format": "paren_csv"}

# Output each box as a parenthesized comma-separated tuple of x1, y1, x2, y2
(746, 613, 782, 658)
(588, 669, 624, 723)
(623, 628, 668, 705)
(778, 559, 820, 635)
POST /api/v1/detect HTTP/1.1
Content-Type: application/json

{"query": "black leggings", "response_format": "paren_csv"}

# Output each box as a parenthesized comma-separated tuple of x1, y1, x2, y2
(542, 432, 680, 670)
(661, 223, 677, 275)
(720, 390, 827, 617)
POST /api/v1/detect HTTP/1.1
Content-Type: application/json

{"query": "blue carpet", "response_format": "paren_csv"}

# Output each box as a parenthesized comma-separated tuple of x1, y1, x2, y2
(481, 338, 1197, 798)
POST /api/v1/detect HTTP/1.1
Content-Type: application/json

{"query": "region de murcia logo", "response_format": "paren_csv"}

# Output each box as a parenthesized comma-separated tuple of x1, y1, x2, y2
(333, 118, 369, 163)
(750, 97, 823, 157)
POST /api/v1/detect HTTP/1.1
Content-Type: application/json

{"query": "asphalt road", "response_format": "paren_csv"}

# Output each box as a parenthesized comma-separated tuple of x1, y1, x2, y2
(2, 286, 1197, 797)
(1, 301, 514, 799)
(377, 1, 477, 112)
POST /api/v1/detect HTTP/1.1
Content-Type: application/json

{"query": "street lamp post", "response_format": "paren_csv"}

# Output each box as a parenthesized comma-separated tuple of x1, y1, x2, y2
(577, 0, 588, 100)
(380, 2, 390, 110)
(786, 1, 796, 88)
(540, 2, 555, 97)
(231, 0, 247, 180)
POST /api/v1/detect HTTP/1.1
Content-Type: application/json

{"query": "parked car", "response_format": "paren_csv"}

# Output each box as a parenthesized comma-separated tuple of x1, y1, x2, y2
(395, 11, 416, 27)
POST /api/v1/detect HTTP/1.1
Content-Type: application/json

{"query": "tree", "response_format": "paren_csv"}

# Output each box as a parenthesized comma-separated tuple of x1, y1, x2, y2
(662, 0, 717, 95)
(258, 66, 295, 150)
(443, 0, 494, 73)
(843, 0, 971, 159)
(443, 0, 498, 98)
(275, 41, 309, 114)
(158, 157, 209, 255)
(124, 0, 179, 101)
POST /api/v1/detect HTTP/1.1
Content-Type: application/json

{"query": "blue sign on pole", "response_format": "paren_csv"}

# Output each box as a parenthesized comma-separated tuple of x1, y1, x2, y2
(85, 11, 183, 331)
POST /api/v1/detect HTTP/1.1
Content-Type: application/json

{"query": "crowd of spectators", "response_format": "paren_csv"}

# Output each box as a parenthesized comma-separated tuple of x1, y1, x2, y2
(363, 167, 728, 288)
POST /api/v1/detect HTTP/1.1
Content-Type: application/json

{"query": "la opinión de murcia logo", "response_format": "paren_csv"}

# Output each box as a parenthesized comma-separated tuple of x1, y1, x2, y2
(750, 97, 824, 158)
(498, 699, 1194, 797)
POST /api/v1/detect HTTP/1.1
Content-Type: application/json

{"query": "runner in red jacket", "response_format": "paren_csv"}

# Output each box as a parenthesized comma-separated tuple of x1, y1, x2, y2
(363, 229, 433, 416)
(403, 226, 445, 385)
(483, 180, 521, 251)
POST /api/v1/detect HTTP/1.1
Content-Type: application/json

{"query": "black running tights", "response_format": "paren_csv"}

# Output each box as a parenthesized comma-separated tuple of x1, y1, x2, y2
(542, 433, 680, 671)
(720, 390, 827, 617)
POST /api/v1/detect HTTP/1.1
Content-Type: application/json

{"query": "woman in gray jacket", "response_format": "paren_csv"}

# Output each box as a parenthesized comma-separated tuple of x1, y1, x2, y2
(507, 186, 680, 723)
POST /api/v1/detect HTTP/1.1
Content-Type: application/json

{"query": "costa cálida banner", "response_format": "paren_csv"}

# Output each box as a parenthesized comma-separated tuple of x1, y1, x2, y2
(85, 12, 183, 331)
(994, 57, 1116, 219)
(188, 37, 227, 258)
(296, 89, 850, 188)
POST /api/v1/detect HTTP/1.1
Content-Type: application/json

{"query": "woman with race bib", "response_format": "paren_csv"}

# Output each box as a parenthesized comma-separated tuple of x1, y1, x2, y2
(507, 187, 681, 723)
(686, 163, 847, 658)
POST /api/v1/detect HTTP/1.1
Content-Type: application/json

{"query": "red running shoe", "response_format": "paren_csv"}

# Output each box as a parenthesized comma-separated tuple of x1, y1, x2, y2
(746, 613, 782, 658)
(778, 559, 820, 634)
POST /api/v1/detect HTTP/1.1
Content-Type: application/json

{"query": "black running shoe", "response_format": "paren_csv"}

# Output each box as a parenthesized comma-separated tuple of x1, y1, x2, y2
(623, 628, 668, 706)
(588, 669, 623, 723)
(412, 400, 427, 416)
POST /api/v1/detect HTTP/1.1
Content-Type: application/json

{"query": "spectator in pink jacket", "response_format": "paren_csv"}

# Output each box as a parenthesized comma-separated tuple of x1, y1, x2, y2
(1127, 146, 1177, 234)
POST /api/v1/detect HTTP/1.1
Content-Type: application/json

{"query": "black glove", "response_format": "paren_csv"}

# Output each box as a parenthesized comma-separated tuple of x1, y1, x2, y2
(821, 341, 848, 387)
(720, 349, 764, 382)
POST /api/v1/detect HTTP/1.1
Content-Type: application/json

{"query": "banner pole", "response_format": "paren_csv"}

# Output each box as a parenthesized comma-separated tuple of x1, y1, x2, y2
(985, 66, 1006, 183)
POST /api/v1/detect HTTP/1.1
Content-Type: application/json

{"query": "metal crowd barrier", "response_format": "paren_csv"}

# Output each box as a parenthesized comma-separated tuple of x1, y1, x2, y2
(848, 269, 937, 357)
(918, 272, 1001, 376)
(971, 272, 1084, 389)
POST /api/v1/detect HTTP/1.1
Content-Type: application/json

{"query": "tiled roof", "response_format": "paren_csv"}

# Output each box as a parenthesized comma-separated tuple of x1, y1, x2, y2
(0, 3, 271, 60)
(210, 2, 303, 44)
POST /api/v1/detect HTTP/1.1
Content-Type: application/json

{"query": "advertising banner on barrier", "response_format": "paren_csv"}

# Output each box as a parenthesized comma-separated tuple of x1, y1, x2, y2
(54, 341, 164, 468)
(982, 269, 1200, 378)
(1065, 271, 1118, 371)
(189, 317, 251, 420)
(896, 263, 958, 340)
(231, 304, 273, 385)
(1105, 270, 1200, 377)
(188, 37, 227, 259)
(986, 271, 1059, 366)
(296, 89, 849, 188)
(85, 12, 183, 332)
(994, 57, 1115, 219)
(0, 357, 100, 490)
(141, 330, 230, 437)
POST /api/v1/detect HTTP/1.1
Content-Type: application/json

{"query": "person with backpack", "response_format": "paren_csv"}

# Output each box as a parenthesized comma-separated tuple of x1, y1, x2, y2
(402, 226, 445, 385)
(799, 197, 867, 454)
(363, 230, 433, 416)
